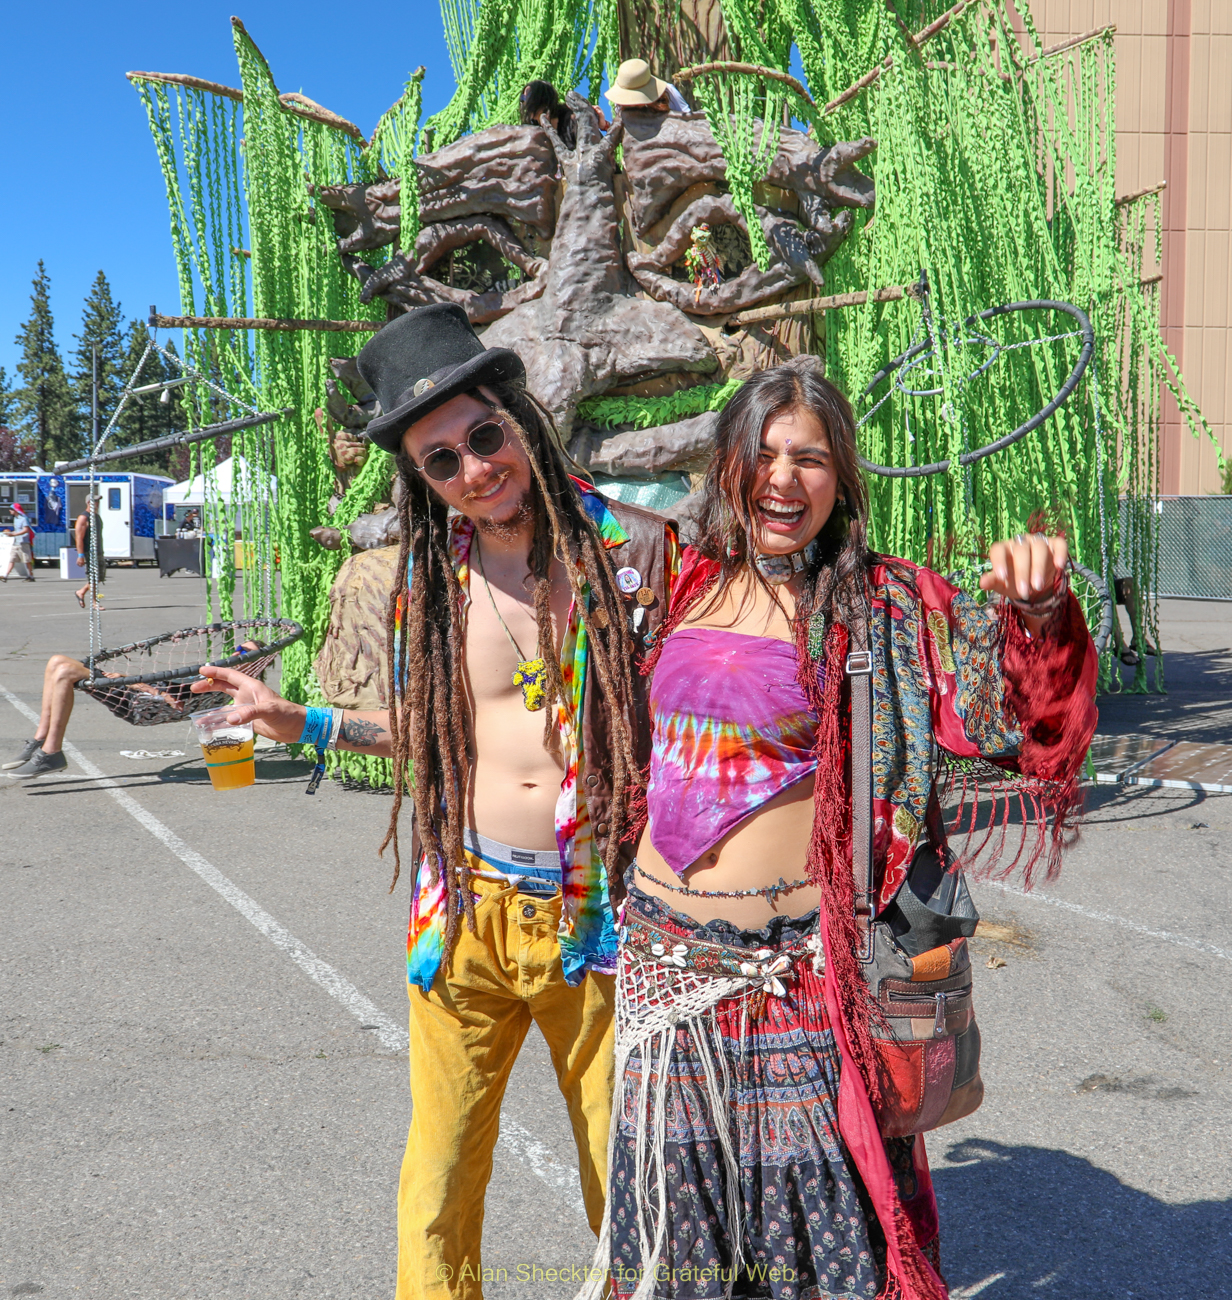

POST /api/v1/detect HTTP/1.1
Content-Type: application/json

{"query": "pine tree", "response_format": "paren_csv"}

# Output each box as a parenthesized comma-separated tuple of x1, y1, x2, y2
(0, 366, 14, 427)
(0, 367, 37, 470)
(70, 270, 127, 455)
(114, 324, 186, 469)
(12, 262, 74, 468)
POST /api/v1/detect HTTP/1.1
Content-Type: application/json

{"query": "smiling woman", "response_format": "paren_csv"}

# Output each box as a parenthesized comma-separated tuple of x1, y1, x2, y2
(584, 355, 1100, 1300)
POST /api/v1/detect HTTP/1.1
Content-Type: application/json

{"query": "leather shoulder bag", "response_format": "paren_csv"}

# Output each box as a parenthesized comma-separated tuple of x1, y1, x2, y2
(847, 613, 985, 1138)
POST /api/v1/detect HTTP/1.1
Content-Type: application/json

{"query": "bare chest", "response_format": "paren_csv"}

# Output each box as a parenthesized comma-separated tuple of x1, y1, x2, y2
(463, 564, 573, 706)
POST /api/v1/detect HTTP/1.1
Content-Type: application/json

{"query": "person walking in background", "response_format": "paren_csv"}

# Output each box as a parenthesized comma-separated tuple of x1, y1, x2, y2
(1, 502, 36, 582)
(74, 493, 105, 609)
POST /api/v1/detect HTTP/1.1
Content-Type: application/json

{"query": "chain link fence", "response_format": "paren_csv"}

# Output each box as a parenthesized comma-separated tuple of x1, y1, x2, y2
(1154, 496, 1232, 600)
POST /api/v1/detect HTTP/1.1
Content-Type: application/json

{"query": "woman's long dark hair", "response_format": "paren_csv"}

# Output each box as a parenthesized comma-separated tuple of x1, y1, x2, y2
(691, 355, 871, 629)
(519, 80, 577, 150)
(379, 379, 638, 954)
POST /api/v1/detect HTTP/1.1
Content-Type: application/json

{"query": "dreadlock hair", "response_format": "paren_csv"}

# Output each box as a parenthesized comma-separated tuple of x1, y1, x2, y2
(379, 378, 640, 956)
(690, 355, 871, 631)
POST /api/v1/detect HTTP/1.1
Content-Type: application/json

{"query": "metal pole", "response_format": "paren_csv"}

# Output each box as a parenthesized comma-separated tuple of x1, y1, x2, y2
(88, 345, 100, 662)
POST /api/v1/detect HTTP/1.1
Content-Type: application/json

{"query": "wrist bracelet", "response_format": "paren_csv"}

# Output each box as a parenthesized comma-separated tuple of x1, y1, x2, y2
(1007, 568, 1069, 618)
(326, 708, 344, 751)
(300, 705, 333, 795)
(298, 706, 331, 749)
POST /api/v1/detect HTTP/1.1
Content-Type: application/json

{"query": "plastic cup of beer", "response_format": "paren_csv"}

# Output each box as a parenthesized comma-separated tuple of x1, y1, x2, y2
(192, 705, 256, 791)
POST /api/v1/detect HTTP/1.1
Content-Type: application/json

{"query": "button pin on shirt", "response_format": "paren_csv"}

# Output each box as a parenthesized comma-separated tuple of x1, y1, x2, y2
(616, 566, 642, 594)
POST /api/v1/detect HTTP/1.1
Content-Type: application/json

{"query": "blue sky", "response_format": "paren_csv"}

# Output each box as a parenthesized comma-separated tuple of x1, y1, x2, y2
(0, 2, 455, 382)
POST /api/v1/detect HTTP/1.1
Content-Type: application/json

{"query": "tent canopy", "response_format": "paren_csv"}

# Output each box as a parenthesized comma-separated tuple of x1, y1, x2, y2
(162, 456, 277, 508)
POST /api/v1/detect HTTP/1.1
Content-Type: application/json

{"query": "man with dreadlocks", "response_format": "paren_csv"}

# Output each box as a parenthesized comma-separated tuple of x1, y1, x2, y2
(192, 303, 678, 1299)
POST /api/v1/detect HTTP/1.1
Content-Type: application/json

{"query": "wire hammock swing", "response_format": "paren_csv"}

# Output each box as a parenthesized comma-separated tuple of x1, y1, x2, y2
(71, 332, 303, 725)
(852, 275, 1115, 654)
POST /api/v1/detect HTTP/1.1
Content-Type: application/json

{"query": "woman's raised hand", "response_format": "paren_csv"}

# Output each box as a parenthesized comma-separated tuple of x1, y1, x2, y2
(980, 533, 1069, 630)
(190, 664, 306, 744)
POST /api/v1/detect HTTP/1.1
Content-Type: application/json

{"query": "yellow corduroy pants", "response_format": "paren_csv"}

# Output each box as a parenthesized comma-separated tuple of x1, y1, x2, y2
(395, 870, 615, 1300)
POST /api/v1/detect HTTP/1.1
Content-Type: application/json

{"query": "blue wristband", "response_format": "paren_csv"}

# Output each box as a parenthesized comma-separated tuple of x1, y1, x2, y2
(298, 706, 331, 749)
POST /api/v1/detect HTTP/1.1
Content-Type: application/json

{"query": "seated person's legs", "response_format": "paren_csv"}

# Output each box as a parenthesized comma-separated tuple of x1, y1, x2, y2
(4, 654, 89, 776)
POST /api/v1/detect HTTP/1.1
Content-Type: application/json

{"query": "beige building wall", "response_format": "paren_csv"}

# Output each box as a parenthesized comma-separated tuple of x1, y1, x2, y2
(1021, 0, 1232, 495)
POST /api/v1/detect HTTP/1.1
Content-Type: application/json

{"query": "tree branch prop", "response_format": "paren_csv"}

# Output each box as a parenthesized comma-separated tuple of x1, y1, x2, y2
(278, 92, 367, 144)
(1030, 25, 1117, 64)
(1116, 180, 1166, 207)
(127, 70, 243, 101)
(727, 283, 919, 326)
(127, 71, 367, 143)
(149, 311, 381, 334)
(822, 0, 974, 115)
(54, 409, 292, 474)
(675, 61, 814, 108)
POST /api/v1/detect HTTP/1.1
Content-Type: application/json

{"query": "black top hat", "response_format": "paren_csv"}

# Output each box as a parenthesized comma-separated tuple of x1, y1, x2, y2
(358, 304, 525, 453)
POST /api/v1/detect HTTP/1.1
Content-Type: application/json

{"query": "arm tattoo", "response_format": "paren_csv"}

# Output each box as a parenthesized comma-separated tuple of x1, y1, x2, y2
(340, 717, 386, 748)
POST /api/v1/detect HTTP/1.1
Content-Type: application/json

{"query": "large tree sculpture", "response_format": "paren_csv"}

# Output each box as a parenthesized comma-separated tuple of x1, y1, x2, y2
(322, 98, 874, 471)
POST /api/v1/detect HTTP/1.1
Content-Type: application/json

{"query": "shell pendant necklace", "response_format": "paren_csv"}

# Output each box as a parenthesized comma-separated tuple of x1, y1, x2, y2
(475, 537, 548, 711)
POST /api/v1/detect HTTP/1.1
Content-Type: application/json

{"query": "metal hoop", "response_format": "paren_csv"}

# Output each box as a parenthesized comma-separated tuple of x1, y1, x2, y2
(856, 299, 1095, 478)
(1067, 560, 1114, 655)
(891, 330, 1004, 398)
(77, 619, 303, 691)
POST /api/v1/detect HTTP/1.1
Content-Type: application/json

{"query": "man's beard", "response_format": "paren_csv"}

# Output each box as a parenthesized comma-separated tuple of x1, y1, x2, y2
(473, 488, 534, 540)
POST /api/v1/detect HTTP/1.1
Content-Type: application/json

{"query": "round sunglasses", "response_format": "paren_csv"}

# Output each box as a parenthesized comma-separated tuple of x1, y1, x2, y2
(411, 417, 508, 483)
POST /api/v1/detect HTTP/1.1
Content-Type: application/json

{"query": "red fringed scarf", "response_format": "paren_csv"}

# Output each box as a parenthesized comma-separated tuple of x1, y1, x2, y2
(942, 591, 1095, 890)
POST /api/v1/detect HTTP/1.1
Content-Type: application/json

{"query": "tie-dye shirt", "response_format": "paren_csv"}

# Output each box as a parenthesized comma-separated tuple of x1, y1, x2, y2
(401, 482, 638, 991)
(646, 627, 823, 873)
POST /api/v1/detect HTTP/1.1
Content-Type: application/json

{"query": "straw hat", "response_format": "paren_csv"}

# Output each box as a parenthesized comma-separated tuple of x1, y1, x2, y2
(604, 59, 671, 107)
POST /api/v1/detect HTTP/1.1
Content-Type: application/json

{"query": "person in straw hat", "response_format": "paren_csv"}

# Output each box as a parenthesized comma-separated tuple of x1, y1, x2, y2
(604, 58, 690, 114)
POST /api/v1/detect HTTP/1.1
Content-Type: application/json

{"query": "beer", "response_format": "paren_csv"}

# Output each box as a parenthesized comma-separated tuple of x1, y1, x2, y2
(191, 705, 256, 792)
(201, 731, 256, 791)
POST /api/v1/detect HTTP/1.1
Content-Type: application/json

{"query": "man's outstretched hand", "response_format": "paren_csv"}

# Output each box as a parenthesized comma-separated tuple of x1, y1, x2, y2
(190, 665, 306, 744)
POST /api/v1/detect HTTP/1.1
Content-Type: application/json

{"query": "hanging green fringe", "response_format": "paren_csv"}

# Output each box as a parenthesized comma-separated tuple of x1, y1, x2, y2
(578, 378, 743, 430)
(131, 0, 1218, 813)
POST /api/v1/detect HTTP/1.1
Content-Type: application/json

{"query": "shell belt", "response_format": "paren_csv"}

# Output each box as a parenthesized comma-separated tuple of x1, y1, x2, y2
(620, 909, 824, 1005)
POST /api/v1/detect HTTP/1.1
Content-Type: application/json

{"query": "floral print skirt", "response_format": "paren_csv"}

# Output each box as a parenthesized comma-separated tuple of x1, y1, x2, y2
(608, 885, 885, 1300)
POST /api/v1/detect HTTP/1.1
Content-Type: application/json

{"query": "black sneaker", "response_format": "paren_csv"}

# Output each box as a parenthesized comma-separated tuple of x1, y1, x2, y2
(2, 738, 43, 770)
(8, 748, 68, 778)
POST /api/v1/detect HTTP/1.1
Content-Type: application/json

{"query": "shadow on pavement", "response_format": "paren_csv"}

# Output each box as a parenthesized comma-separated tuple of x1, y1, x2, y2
(1079, 781, 1214, 825)
(1098, 648, 1232, 744)
(12, 754, 313, 795)
(933, 1138, 1230, 1298)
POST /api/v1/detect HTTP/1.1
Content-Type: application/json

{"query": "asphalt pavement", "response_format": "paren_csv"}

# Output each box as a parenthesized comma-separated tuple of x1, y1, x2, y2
(2, 569, 1229, 1299)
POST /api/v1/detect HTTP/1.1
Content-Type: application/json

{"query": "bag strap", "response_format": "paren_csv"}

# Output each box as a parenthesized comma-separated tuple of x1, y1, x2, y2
(846, 608, 875, 961)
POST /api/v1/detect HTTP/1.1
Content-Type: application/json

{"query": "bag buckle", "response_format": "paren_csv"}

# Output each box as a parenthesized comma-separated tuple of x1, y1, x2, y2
(845, 650, 872, 676)
(933, 991, 953, 1038)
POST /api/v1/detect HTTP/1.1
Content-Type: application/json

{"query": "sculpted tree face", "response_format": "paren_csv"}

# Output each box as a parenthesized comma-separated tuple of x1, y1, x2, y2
(315, 97, 874, 482)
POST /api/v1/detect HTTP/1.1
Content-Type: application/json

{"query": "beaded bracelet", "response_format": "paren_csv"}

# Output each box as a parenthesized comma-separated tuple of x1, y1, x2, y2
(1006, 567, 1069, 619)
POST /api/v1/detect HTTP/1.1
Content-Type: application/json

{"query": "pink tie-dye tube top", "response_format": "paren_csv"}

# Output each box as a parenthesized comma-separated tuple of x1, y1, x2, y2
(646, 626, 822, 874)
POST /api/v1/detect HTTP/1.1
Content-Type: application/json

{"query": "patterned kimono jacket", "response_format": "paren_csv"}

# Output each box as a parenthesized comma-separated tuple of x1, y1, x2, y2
(669, 548, 1098, 1298)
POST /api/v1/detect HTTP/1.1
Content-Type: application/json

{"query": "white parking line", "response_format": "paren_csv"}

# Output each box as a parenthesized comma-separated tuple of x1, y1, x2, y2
(1, 678, 407, 1051)
(949, 1275, 1006, 1298)
(981, 880, 1232, 963)
(0, 677, 586, 1214)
